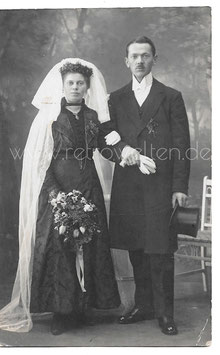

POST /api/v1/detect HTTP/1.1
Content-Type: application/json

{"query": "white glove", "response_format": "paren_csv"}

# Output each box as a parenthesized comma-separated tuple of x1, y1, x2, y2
(139, 155, 156, 174)
(120, 154, 156, 175)
(105, 131, 121, 145)
(120, 146, 140, 166)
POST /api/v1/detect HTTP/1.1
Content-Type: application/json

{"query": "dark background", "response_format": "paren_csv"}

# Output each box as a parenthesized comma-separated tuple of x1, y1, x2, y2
(0, 7, 211, 280)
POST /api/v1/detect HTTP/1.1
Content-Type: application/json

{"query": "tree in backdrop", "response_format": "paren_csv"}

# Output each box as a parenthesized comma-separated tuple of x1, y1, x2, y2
(0, 8, 211, 238)
(0, 8, 211, 148)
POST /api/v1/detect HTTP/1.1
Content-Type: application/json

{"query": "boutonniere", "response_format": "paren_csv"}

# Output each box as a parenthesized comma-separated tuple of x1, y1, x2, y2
(86, 118, 99, 137)
(146, 118, 158, 137)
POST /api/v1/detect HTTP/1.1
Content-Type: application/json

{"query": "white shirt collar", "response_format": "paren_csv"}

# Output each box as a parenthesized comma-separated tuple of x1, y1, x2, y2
(132, 72, 153, 92)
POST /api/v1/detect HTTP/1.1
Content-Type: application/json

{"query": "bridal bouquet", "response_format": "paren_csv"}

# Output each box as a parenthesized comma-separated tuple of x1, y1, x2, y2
(49, 190, 101, 251)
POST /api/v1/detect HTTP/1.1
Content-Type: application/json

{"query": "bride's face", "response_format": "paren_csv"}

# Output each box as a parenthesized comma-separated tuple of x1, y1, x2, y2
(63, 72, 88, 104)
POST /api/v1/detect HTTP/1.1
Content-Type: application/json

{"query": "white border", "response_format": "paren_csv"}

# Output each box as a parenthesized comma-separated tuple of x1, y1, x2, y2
(0, 1, 218, 354)
(0, 0, 218, 9)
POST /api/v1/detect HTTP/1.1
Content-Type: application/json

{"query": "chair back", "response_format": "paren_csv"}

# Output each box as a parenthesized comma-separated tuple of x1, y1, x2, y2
(201, 176, 212, 231)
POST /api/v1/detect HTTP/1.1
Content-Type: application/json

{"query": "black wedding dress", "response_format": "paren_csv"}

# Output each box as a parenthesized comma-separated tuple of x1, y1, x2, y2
(30, 99, 120, 316)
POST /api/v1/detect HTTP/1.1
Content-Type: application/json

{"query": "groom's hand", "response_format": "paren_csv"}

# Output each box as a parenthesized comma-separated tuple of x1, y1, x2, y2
(172, 192, 188, 208)
(121, 146, 140, 166)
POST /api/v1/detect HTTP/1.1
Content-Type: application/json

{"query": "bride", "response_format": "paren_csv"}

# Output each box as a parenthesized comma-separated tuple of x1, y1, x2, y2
(0, 58, 123, 335)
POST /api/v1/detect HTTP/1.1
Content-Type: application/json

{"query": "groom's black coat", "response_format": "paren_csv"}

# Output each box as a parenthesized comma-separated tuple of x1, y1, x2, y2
(99, 78, 190, 254)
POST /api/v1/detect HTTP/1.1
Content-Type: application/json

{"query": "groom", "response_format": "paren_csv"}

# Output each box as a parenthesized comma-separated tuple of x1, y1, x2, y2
(100, 36, 190, 335)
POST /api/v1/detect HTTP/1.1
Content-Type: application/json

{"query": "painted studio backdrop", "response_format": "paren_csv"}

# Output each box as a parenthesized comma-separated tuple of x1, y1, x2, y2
(0, 7, 211, 302)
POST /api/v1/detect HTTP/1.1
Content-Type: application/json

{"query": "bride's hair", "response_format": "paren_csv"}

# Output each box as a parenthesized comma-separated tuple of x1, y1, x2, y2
(60, 62, 93, 86)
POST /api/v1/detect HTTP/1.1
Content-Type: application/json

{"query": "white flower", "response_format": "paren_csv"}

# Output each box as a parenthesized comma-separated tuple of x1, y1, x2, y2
(54, 213, 60, 223)
(73, 229, 80, 238)
(80, 226, 86, 234)
(61, 212, 67, 217)
(56, 192, 66, 202)
(81, 197, 87, 204)
(50, 198, 57, 207)
(59, 225, 66, 235)
(83, 204, 93, 212)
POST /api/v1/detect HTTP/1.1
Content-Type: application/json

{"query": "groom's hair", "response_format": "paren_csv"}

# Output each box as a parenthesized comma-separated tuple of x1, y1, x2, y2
(126, 36, 156, 57)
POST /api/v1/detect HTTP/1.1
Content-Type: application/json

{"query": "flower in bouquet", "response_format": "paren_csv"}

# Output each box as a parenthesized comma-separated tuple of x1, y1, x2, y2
(80, 226, 86, 234)
(59, 225, 66, 235)
(49, 189, 101, 251)
(73, 229, 80, 238)
(83, 204, 94, 212)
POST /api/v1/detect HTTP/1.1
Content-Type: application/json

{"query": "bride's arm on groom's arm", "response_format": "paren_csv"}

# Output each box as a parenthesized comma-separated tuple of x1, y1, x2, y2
(97, 95, 140, 167)
(97, 95, 127, 163)
(98, 120, 127, 163)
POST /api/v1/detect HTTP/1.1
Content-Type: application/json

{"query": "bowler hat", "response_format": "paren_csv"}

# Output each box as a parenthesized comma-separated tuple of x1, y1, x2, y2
(170, 204, 200, 238)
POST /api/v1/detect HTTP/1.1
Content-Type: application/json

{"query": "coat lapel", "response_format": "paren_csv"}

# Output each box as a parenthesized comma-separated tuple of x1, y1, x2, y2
(120, 83, 142, 130)
(53, 106, 98, 147)
(137, 79, 166, 135)
(53, 112, 76, 144)
(120, 79, 166, 136)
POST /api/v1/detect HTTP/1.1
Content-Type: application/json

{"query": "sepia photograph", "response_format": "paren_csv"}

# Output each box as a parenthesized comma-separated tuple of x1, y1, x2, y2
(0, 1, 212, 348)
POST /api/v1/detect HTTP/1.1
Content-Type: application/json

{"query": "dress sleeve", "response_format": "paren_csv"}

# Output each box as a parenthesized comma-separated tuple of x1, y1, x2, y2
(43, 125, 61, 195)
(44, 166, 61, 195)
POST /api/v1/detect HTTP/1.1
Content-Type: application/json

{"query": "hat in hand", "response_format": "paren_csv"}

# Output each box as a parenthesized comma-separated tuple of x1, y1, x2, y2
(170, 204, 200, 238)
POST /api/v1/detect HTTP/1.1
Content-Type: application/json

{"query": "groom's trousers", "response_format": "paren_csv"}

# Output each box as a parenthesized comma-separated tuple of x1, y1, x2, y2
(129, 250, 174, 318)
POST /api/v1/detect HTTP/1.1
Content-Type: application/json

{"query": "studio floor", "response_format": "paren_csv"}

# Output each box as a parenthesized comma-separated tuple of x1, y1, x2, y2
(0, 265, 211, 348)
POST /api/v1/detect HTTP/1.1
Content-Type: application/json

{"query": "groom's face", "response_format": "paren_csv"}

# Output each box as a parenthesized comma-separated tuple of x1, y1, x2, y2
(125, 43, 157, 82)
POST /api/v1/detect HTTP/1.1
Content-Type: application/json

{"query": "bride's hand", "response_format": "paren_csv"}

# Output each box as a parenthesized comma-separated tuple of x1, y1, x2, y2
(105, 131, 121, 145)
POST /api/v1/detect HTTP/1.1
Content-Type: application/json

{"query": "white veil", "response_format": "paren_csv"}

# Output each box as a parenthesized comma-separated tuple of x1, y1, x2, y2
(0, 58, 113, 332)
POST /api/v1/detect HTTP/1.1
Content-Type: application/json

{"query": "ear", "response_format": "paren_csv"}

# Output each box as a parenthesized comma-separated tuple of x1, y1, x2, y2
(124, 57, 130, 69)
(153, 54, 158, 65)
